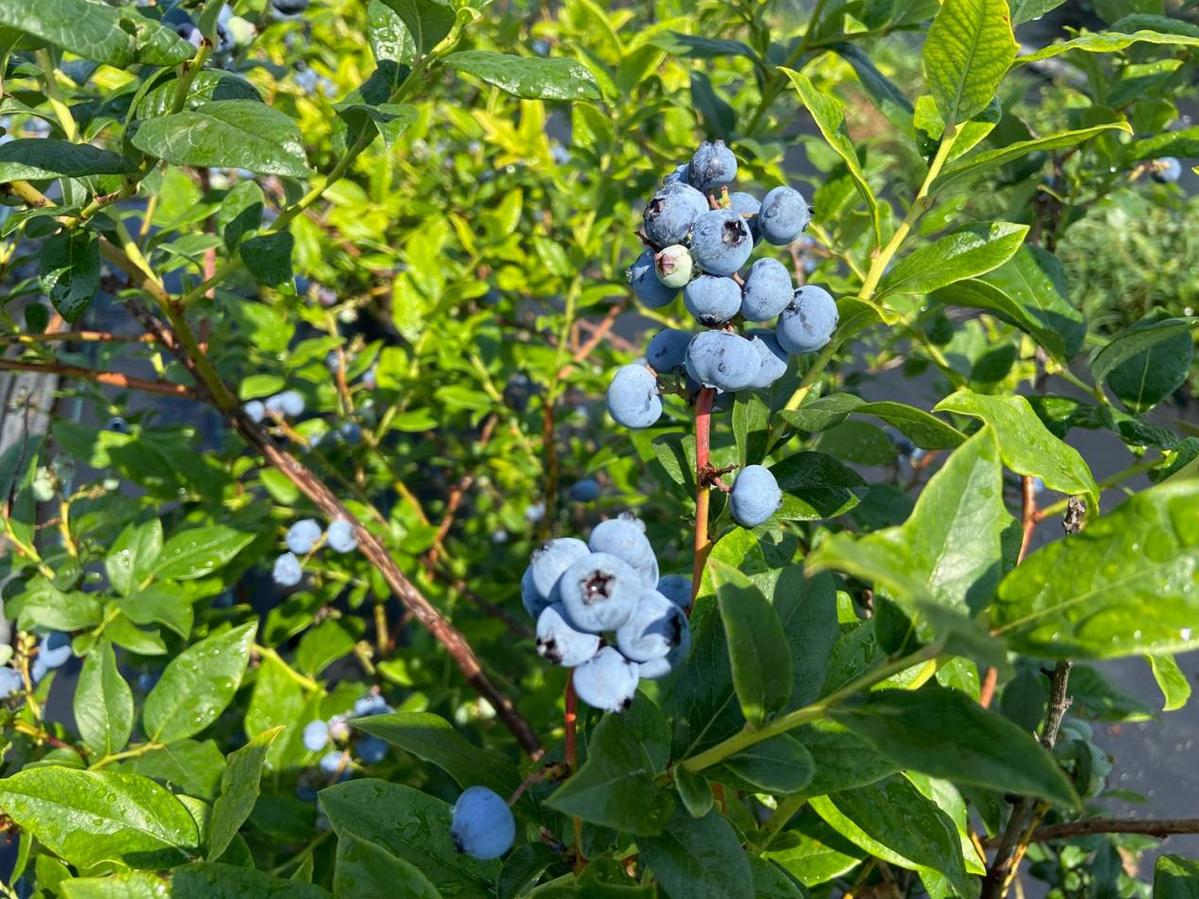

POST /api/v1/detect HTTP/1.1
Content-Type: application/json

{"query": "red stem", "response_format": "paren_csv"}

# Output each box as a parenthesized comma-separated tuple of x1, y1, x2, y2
(564, 674, 583, 868)
(690, 388, 716, 613)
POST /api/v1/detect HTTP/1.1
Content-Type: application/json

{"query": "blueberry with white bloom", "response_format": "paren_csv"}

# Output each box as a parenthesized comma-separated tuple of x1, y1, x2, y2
(451, 786, 515, 860)
(356, 736, 388, 764)
(572, 646, 640, 712)
(303, 720, 330, 752)
(759, 186, 812, 245)
(286, 519, 322, 555)
(730, 465, 782, 527)
(272, 552, 303, 587)
(326, 518, 357, 553)
(536, 604, 601, 667)
(776, 286, 838, 354)
(244, 400, 265, 423)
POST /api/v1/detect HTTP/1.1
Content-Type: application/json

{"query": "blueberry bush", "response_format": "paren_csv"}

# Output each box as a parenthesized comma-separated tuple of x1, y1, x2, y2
(0, 0, 1197, 896)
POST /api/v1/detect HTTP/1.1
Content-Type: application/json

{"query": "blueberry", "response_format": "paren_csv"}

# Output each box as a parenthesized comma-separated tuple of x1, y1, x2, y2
(730, 191, 761, 243)
(318, 750, 344, 775)
(451, 786, 515, 860)
(328, 716, 351, 742)
(303, 720, 330, 752)
(353, 693, 392, 717)
(685, 331, 762, 392)
(269, 0, 309, 20)
(244, 400, 265, 423)
(356, 736, 388, 764)
(662, 163, 691, 187)
(740, 258, 793, 321)
(568, 478, 601, 502)
(105, 416, 129, 434)
(326, 518, 357, 553)
(776, 286, 838, 354)
(272, 552, 303, 587)
(571, 646, 640, 712)
(520, 567, 544, 618)
(606, 364, 662, 429)
(637, 622, 693, 679)
(536, 603, 601, 667)
(688, 140, 738, 193)
(557, 552, 641, 632)
(338, 422, 362, 444)
(730, 464, 782, 527)
(656, 574, 692, 613)
(688, 208, 753, 276)
(654, 245, 694, 289)
(30, 657, 49, 684)
(643, 182, 709, 247)
(683, 275, 741, 326)
(40, 631, 72, 669)
(646, 328, 693, 374)
(525, 503, 545, 524)
(628, 248, 678, 308)
(286, 519, 322, 555)
(615, 590, 688, 662)
(0, 667, 22, 699)
(588, 515, 658, 589)
(529, 537, 591, 607)
(759, 186, 811, 245)
(747, 334, 789, 389)
(265, 390, 305, 418)
(1152, 156, 1183, 183)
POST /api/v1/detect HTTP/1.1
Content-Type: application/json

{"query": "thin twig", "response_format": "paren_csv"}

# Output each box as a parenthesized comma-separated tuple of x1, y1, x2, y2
(1024, 818, 1199, 843)
(0, 358, 195, 398)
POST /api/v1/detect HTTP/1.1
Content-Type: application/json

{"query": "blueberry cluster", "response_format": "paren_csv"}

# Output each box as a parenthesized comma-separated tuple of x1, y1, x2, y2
(302, 692, 391, 777)
(272, 517, 358, 587)
(520, 515, 692, 713)
(610, 140, 838, 432)
(0, 631, 75, 700)
(245, 389, 304, 424)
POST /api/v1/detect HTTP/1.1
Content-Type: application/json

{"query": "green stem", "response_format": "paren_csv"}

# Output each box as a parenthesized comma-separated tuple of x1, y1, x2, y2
(255, 644, 322, 693)
(678, 643, 942, 775)
(90, 741, 165, 770)
(36, 50, 77, 142)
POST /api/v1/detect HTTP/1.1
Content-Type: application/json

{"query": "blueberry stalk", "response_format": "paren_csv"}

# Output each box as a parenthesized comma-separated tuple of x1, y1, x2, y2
(690, 387, 716, 612)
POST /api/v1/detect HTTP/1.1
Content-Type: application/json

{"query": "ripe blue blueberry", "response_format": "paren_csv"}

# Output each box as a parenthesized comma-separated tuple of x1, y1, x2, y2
(318, 750, 344, 776)
(637, 623, 693, 679)
(646, 328, 693, 375)
(685, 331, 762, 393)
(244, 400, 265, 423)
(272, 552, 303, 587)
(615, 590, 689, 662)
(105, 416, 129, 434)
(776, 286, 838, 354)
(536, 603, 601, 667)
(521, 567, 545, 618)
(356, 736, 388, 764)
(688, 140, 738, 192)
(557, 552, 641, 632)
(286, 519, 322, 555)
(451, 786, 515, 860)
(568, 478, 601, 502)
(747, 334, 789, 389)
(30, 657, 48, 684)
(303, 720, 330, 752)
(662, 163, 691, 187)
(656, 574, 692, 613)
(0, 667, 22, 699)
(759, 186, 811, 245)
(730, 464, 782, 527)
(529, 537, 590, 607)
(326, 518, 357, 553)
(265, 390, 305, 418)
(269, 0, 309, 20)
(338, 421, 362, 444)
(606, 364, 662, 429)
(740, 258, 794, 322)
(40, 631, 72, 669)
(729, 191, 761, 243)
(627, 248, 678, 308)
(572, 646, 640, 713)
(353, 693, 392, 717)
(689, 208, 754, 276)
(643, 182, 709, 247)
(588, 515, 658, 589)
(1153, 156, 1182, 183)
(654, 245, 694, 289)
(683, 275, 741, 326)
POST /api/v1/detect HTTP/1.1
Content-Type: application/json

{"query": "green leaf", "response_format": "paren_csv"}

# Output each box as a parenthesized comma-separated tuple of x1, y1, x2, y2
(749, 858, 808, 898)
(994, 480, 1199, 659)
(106, 519, 163, 596)
(1010, 0, 1069, 25)
(240, 231, 295, 292)
(808, 427, 1013, 617)
(207, 726, 283, 860)
(444, 51, 600, 101)
(216, 181, 264, 251)
(40, 228, 100, 323)
(0, 768, 198, 870)
(119, 584, 194, 639)
(137, 70, 262, 119)
(1092, 318, 1196, 409)
(0, 139, 133, 182)
(763, 816, 863, 886)
(75, 642, 134, 758)
(923, 0, 1016, 125)
(811, 777, 970, 894)
(376, 0, 454, 53)
(545, 714, 674, 835)
(319, 779, 499, 893)
(934, 123, 1131, 193)
(13, 578, 102, 631)
(831, 686, 1078, 805)
(245, 654, 310, 772)
(367, 0, 415, 65)
(813, 420, 896, 466)
(732, 392, 771, 466)
(718, 735, 815, 794)
(0, 0, 193, 66)
(59, 870, 167, 899)
(935, 391, 1099, 506)
(1155, 854, 1199, 899)
(780, 69, 882, 245)
(131, 100, 312, 179)
(652, 32, 758, 60)
(144, 622, 257, 743)
(780, 395, 966, 449)
(638, 809, 754, 899)
(1018, 25, 1199, 63)
(935, 244, 1085, 360)
(334, 831, 443, 899)
(333, 101, 417, 148)
(1147, 654, 1191, 712)
(122, 739, 227, 802)
(674, 766, 714, 818)
(351, 712, 520, 797)
(170, 862, 331, 898)
(879, 223, 1028, 297)
(793, 721, 901, 795)
(769, 451, 865, 521)
(151, 525, 255, 581)
(712, 560, 793, 725)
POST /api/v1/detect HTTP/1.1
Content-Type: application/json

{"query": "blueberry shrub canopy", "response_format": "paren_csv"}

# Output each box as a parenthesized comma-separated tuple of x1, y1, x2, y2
(0, 0, 1197, 896)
